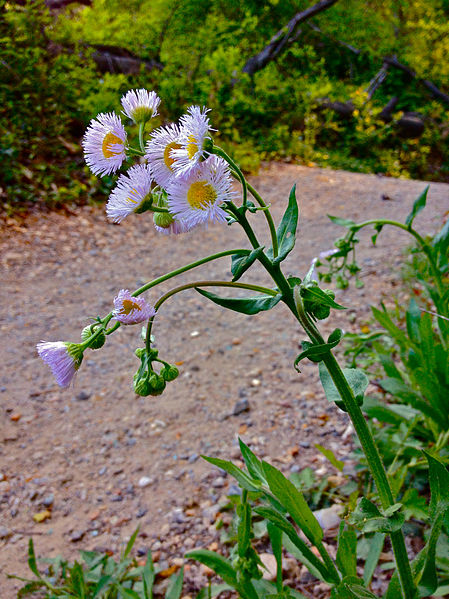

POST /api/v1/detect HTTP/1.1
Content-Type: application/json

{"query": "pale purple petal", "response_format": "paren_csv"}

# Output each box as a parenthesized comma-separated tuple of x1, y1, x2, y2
(112, 289, 156, 324)
(37, 341, 81, 388)
(82, 112, 127, 177)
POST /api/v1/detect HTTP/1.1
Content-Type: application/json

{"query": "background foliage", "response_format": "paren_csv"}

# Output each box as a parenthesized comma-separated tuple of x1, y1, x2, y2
(2, 0, 449, 213)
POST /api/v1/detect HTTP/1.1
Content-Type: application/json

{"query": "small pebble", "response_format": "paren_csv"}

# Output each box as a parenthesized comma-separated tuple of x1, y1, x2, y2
(138, 476, 154, 488)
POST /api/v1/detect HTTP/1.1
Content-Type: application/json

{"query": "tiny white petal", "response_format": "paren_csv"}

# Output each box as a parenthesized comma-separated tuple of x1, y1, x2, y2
(82, 112, 127, 177)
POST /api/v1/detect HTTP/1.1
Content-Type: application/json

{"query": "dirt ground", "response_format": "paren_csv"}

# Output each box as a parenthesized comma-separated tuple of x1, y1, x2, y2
(1, 163, 448, 598)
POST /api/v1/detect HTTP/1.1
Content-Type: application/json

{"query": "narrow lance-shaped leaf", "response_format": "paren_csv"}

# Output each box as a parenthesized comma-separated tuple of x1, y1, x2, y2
(267, 184, 299, 264)
(336, 523, 357, 578)
(405, 186, 428, 228)
(239, 438, 267, 484)
(202, 456, 262, 492)
(196, 288, 281, 315)
(165, 567, 184, 599)
(262, 460, 323, 546)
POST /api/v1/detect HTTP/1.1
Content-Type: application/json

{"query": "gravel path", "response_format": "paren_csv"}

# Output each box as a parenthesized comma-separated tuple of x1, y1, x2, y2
(1, 164, 448, 597)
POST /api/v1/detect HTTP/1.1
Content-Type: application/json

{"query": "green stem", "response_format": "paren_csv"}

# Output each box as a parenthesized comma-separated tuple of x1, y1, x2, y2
(213, 145, 248, 207)
(316, 542, 341, 584)
(293, 290, 416, 599)
(138, 122, 145, 153)
(145, 280, 277, 347)
(353, 219, 445, 303)
(246, 182, 279, 259)
(132, 248, 250, 298)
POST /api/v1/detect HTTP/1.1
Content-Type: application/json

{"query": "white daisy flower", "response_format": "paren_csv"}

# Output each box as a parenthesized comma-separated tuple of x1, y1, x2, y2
(106, 164, 153, 223)
(112, 289, 156, 325)
(145, 123, 182, 189)
(82, 112, 127, 176)
(37, 341, 83, 388)
(121, 89, 161, 124)
(171, 106, 213, 177)
(167, 155, 235, 229)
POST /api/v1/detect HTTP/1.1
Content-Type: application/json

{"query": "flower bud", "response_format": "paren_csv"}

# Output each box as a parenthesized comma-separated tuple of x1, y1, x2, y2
(160, 365, 179, 382)
(148, 374, 166, 396)
(134, 376, 151, 397)
(153, 211, 175, 229)
(81, 325, 106, 349)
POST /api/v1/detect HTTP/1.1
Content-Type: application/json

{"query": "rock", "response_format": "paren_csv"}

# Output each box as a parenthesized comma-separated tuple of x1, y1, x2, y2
(212, 477, 225, 488)
(42, 494, 54, 507)
(313, 504, 343, 531)
(233, 398, 250, 416)
(138, 476, 154, 488)
(259, 552, 277, 581)
(70, 530, 86, 542)
(0, 526, 11, 539)
(76, 391, 90, 401)
(136, 507, 148, 518)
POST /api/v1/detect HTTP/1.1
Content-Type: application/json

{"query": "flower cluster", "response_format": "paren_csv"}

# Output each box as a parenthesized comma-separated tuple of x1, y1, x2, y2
(39, 88, 236, 390)
(82, 89, 235, 233)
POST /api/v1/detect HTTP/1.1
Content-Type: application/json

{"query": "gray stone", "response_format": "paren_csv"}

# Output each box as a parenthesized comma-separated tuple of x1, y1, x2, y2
(233, 398, 250, 416)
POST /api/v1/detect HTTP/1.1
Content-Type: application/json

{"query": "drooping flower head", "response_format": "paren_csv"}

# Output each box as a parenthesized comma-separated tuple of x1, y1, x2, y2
(170, 106, 213, 177)
(145, 123, 182, 189)
(121, 89, 161, 124)
(37, 341, 83, 388)
(167, 155, 235, 228)
(106, 164, 153, 223)
(112, 289, 156, 325)
(153, 210, 191, 235)
(82, 112, 127, 176)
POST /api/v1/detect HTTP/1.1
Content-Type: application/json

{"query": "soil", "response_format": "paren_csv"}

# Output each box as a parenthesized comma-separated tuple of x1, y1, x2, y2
(0, 163, 448, 598)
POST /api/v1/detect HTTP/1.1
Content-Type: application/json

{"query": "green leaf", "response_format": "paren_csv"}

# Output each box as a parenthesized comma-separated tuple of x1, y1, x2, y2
(117, 586, 141, 599)
(405, 186, 428, 227)
(319, 363, 369, 407)
(186, 550, 237, 587)
(348, 498, 404, 534)
(267, 522, 283, 592)
(165, 567, 184, 599)
(255, 507, 332, 583)
(195, 584, 233, 599)
(231, 247, 265, 282)
(315, 444, 344, 471)
(411, 453, 449, 596)
(92, 576, 113, 598)
(202, 456, 262, 492)
(196, 288, 281, 315)
(261, 461, 323, 546)
(237, 499, 252, 557)
(331, 578, 378, 598)
(336, 523, 357, 578)
(327, 215, 357, 228)
(301, 286, 346, 310)
(27, 539, 41, 579)
(142, 550, 155, 599)
(406, 298, 421, 343)
(124, 528, 139, 559)
(433, 218, 449, 257)
(371, 305, 409, 348)
(362, 533, 384, 587)
(294, 329, 343, 370)
(239, 438, 267, 484)
(70, 562, 87, 599)
(267, 184, 299, 264)
(17, 581, 46, 598)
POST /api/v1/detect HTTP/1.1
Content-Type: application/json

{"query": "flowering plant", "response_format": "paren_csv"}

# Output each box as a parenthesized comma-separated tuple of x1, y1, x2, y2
(36, 89, 449, 599)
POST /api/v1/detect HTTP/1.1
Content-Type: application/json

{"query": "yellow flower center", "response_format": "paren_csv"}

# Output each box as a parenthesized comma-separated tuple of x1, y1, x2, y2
(102, 132, 123, 158)
(164, 142, 182, 170)
(187, 135, 199, 159)
(187, 181, 217, 210)
(120, 299, 141, 315)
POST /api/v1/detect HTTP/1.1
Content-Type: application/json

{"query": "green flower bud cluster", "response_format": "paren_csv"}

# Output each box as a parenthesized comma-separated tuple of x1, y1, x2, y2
(133, 346, 179, 397)
(301, 281, 336, 320)
(81, 324, 106, 349)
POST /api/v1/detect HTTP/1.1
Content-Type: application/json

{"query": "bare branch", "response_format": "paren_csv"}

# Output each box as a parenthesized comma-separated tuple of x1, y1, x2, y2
(242, 0, 339, 76)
